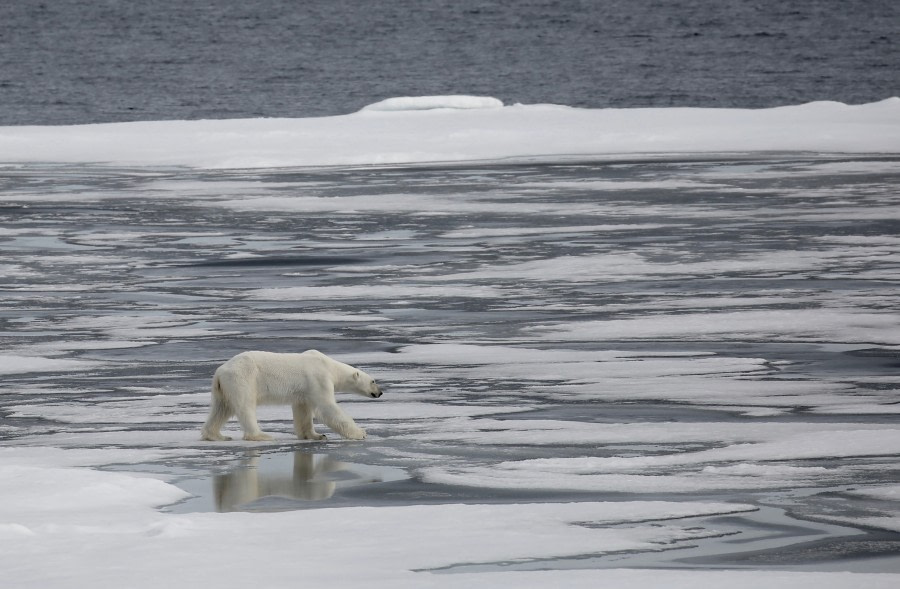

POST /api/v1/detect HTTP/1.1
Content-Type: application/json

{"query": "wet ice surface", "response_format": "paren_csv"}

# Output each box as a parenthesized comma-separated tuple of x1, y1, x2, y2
(170, 450, 410, 512)
(2, 155, 900, 576)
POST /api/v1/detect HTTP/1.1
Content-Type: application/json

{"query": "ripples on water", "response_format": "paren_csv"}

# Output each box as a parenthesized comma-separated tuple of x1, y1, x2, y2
(0, 0, 897, 124)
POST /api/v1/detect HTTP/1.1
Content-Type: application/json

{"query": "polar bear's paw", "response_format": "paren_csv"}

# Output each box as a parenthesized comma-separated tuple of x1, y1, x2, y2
(345, 427, 367, 441)
(243, 432, 274, 442)
(302, 432, 328, 441)
(201, 431, 232, 442)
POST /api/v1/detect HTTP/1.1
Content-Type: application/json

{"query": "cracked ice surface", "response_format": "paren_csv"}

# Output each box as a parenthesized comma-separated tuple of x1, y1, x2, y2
(2, 150, 900, 586)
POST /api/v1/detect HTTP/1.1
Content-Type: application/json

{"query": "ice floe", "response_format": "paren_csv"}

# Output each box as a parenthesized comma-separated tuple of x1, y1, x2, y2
(1, 97, 898, 168)
(0, 354, 102, 375)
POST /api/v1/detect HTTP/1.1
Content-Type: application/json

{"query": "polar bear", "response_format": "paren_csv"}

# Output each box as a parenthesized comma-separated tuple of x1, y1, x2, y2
(200, 350, 382, 442)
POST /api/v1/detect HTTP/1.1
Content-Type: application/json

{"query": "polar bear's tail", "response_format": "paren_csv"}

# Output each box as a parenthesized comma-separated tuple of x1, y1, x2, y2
(201, 374, 233, 441)
(211, 373, 224, 398)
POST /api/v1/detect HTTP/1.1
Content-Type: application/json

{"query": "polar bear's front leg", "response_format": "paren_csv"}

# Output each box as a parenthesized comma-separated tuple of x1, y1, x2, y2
(292, 402, 327, 441)
(317, 402, 367, 440)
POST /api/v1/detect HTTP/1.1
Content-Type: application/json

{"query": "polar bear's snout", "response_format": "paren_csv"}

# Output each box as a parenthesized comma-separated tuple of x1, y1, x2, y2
(370, 384, 383, 398)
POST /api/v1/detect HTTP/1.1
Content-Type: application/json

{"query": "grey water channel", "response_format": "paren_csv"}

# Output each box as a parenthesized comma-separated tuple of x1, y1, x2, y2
(2, 155, 900, 572)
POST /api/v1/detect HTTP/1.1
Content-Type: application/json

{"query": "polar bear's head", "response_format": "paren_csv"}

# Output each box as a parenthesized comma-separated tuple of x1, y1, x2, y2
(352, 371, 383, 398)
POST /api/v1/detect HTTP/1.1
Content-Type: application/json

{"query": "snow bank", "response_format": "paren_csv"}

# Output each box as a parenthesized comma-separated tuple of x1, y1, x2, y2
(0, 97, 897, 168)
(360, 95, 504, 111)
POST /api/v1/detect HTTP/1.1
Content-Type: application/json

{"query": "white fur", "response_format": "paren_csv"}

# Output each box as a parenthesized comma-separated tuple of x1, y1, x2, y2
(201, 350, 382, 442)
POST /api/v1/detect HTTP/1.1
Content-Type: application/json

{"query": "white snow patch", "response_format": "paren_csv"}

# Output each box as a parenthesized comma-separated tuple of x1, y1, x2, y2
(440, 223, 672, 239)
(249, 284, 504, 300)
(845, 485, 900, 501)
(0, 354, 102, 375)
(258, 312, 392, 322)
(360, 95, 504, 111)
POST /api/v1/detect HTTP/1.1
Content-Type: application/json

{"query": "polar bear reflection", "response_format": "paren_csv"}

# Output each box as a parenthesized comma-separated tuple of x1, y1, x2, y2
(215, 451, 369, 511)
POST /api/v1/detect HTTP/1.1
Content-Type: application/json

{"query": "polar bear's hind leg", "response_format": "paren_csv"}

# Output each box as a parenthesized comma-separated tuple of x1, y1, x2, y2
(235, 403, 273, 441)
(201, 375, 234, 441)
(220, 376, 273, 442)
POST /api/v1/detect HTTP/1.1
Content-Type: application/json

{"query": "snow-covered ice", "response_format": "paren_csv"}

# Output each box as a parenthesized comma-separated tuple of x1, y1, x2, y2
(2, 97, 900, 586)
(360, 95, 505, 112)
(0, 96, 898, 168)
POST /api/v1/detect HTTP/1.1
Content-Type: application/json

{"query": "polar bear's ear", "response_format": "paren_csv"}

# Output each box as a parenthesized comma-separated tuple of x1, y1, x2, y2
(353, 371, 360, 380)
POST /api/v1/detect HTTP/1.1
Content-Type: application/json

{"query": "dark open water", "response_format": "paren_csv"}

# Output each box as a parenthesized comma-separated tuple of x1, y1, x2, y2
(0, 0, 897, 125)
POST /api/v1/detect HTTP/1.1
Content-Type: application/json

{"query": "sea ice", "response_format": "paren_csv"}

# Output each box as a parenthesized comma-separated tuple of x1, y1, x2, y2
(1, 98, 899, 586)
(0, 354, 102, 375)
(1, 456, 771, 589)
(0, 97, 897, 168)
(360, 95, 504, 111)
